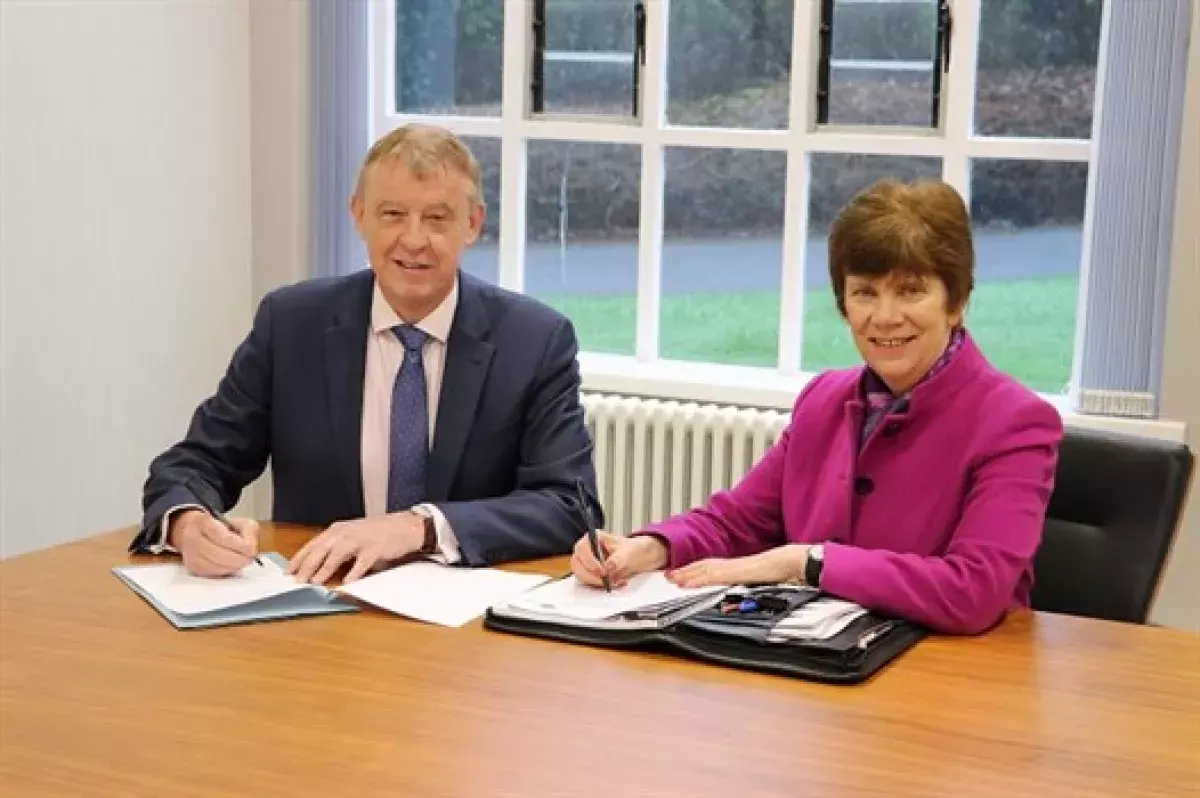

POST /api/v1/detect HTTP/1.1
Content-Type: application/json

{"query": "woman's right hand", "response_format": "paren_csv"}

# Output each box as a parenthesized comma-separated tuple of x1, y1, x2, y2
(571, 531, 670, 589)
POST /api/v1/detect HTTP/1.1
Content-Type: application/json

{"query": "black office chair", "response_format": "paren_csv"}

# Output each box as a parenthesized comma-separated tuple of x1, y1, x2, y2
(1032, 426, 1194, 624)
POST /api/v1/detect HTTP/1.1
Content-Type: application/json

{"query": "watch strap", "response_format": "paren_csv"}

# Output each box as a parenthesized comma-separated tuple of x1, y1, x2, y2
(413, 509, 438, 555)
(804, 547, 824, 587)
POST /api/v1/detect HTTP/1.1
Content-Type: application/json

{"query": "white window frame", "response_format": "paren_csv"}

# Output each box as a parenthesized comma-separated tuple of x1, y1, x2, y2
(369, 0, 1185, 443)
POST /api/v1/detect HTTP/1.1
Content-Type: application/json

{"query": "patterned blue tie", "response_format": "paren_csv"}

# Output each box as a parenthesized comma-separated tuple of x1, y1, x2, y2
(387, 325, 430, 512)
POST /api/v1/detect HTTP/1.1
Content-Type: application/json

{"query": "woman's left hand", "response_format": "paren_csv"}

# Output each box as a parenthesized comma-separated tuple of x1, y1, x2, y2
(667, 544, 811, 588)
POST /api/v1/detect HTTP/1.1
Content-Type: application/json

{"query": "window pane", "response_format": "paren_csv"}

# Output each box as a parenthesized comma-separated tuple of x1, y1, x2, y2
(975, 0, 1102, 138)
(394, 0, 503, 115)
(660, 148, 786, 366)
(666, 0, 794, 129)
(826, 0, 939, 127)
(969, 160, 1088, 393)
(459, 137, 501, 286)
(525, 141, 640, 355)
(802, 154, 943, 372)
(539, 0, 637, 116)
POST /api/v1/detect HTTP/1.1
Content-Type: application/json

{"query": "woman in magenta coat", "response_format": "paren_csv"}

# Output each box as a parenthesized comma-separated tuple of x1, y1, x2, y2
(572, 178, 1063, 634)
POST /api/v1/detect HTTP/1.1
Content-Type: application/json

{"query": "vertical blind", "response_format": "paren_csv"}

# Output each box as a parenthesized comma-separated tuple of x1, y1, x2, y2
(1074, 0, 1192, 417)
(311, 0, 369, 278)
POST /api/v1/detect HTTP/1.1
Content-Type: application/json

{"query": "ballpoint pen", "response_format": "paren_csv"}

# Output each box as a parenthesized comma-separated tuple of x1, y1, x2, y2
(855, 620, 899, 650)
(575, 477, 611, 593)
(186, 478, 263, 567)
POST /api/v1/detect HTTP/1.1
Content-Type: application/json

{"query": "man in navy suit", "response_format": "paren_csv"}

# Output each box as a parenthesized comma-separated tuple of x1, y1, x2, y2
(132, 124, 603, 584)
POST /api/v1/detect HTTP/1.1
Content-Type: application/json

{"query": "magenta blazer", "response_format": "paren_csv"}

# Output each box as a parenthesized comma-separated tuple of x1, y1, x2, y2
(643, 332, 1063, 634)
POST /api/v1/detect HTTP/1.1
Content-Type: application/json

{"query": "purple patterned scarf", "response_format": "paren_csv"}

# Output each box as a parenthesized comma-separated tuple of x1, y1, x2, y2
(860, 326, 965, 447)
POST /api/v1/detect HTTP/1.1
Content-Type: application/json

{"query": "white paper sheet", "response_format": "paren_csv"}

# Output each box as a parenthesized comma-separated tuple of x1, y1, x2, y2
(336, 562, 553, 628)
(115, 558, 320, 616)
(506, 572, 726, 621)
(769, 598, 868, 641)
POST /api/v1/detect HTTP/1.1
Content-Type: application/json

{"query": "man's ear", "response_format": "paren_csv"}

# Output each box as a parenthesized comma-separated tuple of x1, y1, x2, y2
(349, 193, 365, 236)
(465, 202, 486, 246)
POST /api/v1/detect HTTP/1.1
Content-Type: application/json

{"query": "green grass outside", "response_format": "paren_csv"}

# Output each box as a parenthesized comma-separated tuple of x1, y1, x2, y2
(539, 276, 1079, 395)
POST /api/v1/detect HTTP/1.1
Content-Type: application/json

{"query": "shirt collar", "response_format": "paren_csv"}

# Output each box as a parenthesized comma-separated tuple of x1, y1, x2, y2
(370, 277, 458, 344)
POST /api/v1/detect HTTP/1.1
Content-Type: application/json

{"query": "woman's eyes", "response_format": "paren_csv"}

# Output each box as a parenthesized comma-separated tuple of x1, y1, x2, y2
(849, 284, 925, 298)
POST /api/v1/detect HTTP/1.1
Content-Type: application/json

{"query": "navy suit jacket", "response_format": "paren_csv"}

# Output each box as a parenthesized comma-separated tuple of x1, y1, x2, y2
(133, 270, 603, 565)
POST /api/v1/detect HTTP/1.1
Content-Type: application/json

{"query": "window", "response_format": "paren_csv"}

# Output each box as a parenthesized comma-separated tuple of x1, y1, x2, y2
(526, 140, 641, 354)
(392, 0, 504, 116)
(372, 0, 1106, 396)
(818, 0, 949, 129)
(532, 0, 644, 117)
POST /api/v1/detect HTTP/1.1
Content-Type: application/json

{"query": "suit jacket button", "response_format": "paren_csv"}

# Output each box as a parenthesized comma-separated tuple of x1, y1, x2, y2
(854, 476, 875, 496)
(883, 422, 902, 437)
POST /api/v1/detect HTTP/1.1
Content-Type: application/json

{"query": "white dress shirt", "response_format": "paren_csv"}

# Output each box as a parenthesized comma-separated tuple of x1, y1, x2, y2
(155, 278, 463, 563)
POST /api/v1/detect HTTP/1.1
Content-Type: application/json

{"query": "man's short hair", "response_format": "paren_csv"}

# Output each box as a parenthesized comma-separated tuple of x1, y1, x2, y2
(354, 123, 483, 207)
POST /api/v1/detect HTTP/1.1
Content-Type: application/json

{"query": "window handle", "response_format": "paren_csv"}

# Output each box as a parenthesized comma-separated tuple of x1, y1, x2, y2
(531, 0, 547, 114)
(938, 0, 953, 72)
(633, 0, 646, 117)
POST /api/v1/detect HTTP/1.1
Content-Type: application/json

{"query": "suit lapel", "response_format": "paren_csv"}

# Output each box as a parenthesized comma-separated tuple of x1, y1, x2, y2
(324, 271, 373, 518)
(426, 275, 495, 502)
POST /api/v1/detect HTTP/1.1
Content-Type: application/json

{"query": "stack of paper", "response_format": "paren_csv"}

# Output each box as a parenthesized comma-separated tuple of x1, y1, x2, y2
(336, 562, 553, 628)
(498, 572, 727, 629)
(766, 598, 868, 642)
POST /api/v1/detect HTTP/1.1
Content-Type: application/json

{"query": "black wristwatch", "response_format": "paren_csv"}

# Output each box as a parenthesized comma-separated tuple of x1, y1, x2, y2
(804, 544, 825, 588)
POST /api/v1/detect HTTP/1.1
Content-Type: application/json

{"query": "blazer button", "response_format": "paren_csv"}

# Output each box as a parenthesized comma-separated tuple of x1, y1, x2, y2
(854, 476, 875, 496)
(882, 422, 902, 437)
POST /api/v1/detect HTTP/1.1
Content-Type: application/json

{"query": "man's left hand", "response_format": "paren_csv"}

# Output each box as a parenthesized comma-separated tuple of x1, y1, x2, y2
(287, 512, 426, 585)
(666, 544, 811, 588)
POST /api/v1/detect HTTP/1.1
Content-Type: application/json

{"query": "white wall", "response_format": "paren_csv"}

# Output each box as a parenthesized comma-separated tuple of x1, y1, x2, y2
(1149, 2, 1200, 630)
(0, 0, 253, 556)
(245, 0, 313, 518)
(250, 0, 311, 304)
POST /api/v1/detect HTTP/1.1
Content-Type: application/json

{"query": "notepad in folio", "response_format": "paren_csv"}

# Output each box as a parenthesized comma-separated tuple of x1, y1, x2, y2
(497, 572, 728, 630)
(113, 553, 360, 630)
(486, 580, 926, 684)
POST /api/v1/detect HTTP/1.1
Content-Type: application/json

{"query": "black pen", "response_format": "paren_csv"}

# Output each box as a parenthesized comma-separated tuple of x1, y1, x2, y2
(574, 478, 611, 593)
(186, 478, 263, 567)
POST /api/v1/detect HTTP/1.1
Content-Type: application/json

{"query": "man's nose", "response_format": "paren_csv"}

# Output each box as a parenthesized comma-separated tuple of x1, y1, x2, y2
(398, 216, 428, 251)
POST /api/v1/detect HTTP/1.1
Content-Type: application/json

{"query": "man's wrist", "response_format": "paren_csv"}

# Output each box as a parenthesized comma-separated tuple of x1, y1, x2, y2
(166, 508, 208, 548)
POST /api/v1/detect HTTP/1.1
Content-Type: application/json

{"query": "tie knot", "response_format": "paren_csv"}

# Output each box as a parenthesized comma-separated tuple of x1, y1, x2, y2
(393, 325, 429, 353)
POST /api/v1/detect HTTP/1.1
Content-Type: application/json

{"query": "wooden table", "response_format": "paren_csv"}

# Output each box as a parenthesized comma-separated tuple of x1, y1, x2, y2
(2, 524, 1198, 797)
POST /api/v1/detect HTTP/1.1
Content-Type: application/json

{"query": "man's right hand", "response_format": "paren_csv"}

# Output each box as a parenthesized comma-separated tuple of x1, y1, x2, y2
(570, 531, 669, 589)
(168, 509, 260, 577)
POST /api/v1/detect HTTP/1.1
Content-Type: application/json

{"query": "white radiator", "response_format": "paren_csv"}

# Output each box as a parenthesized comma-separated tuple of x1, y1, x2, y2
(582, 393, 791, 534)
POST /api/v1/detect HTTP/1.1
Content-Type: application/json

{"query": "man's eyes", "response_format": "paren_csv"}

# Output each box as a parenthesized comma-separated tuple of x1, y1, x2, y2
(379, 210, 450, 222)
